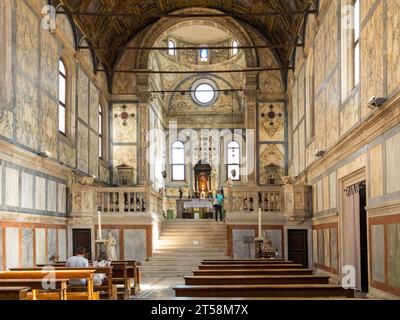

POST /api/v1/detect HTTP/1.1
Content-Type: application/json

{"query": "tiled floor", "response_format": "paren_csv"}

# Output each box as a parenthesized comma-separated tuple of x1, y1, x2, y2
(131, 276, 185, 300)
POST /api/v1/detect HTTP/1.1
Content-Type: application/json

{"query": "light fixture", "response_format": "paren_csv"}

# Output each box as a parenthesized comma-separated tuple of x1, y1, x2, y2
(367, 96, 387, 109)
(314, 150, 325, 157)
(38, 150, 52, 158)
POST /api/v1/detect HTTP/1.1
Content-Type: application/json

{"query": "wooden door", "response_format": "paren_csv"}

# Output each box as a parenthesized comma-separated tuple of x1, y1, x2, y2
(72, 229, 92, 260)
(288, 230, 308, 267)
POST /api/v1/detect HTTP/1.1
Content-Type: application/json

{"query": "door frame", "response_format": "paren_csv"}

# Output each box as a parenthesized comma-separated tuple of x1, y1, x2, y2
(287, 229, 309, 268)
(339, 168, 368, 291)
(72, 228, 92, 260)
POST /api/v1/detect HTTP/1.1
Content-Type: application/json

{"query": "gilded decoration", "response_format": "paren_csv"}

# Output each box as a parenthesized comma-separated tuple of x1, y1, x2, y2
(258, 103, 284, 142)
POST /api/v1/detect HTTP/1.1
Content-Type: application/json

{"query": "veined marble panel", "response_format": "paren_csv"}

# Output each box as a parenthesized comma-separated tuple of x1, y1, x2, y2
(340, 92, 359, 136)
(123, 229, 146, 261)
(0, 109, 14, 139)
(59, 141, 77, 168)
(0, 228, 3, 270)
(329, 172, 337, 209)
(315, 90, 326, 151)
(387, 0, 400, 95)
(35, 176, 46, 211)
(232, 229, 255, 259)
(56, 14, 75, 47)
(78, 68, 89, 123)
(89, 82, 99, 131)
(6, 227, 19, 269)
(313, 229, 318, 264)
(330, 228, 338, 271)
(77, 122, 89, 173)
(292, 84, 298, 128)
(21, 172, 34, 209)
(324, 229, 330, 268)
(386, 132, 400, 194)
(89, 130, 99, 178)
(100, 165, 110, 183)
(112, 104, 137, 143)
(298, 120, 305, 173)
(370, 144, 383, 198)
(317, 179, 323, 213)
(101, 229, 120, 260)
(40, 28, 58, 98)
(22, 228, 33, 268)
(47, 180, 57, 212)
(35, 228, 46, 265)
(325, 0, 338, 70)
(57, 184, 67, 214)
(317, 229, 324, 266)
(58, 229, 67, 262)
(258, 144, 285, 185)
(371, 224, 385, 283)
(5, 167, 19, 207)
(47, 229, 57, 263)
(262, 229, 282, 258)
(325, 70, 339, 149)
(41, 94, 58, 157)
(323, 176, 330, 211)
(387, 223, 400, 288)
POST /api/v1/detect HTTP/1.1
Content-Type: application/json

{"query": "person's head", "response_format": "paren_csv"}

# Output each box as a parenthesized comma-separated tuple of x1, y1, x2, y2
(217, 190, 221, 195)
(75, 247, 86, 257)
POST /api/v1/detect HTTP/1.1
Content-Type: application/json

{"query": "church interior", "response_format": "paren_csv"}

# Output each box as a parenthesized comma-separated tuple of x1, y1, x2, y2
(0, 0, 399, 301)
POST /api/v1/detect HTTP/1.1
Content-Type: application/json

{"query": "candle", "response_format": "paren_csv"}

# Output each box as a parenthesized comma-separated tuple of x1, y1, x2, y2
(97, 209, 102, 240)
(258, 208, 262, 238)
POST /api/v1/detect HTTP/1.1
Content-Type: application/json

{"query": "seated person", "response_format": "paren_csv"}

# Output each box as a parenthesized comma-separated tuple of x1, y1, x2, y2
(92, 252, 108, 287)
(66, 247, 89, 286)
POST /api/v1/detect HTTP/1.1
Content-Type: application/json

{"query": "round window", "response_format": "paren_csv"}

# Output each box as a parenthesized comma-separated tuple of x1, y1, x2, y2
(194, 83, 215, 105)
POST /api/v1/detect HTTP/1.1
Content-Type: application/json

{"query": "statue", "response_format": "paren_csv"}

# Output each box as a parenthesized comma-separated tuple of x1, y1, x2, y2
(104, 230, 117, 261)
(179, 187, 183, 199)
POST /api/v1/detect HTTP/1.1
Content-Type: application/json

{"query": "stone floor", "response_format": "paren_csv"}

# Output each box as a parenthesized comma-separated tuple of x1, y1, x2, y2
(131, 276, 185, 300)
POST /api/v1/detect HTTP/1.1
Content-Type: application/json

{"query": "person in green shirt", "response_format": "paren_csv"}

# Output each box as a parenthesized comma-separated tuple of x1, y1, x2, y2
(213, 190, 224, 222)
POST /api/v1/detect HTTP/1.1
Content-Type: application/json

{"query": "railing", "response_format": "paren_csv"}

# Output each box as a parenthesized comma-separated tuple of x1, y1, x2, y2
(225, 185, 285, 213)
(71, 185, 163, 216)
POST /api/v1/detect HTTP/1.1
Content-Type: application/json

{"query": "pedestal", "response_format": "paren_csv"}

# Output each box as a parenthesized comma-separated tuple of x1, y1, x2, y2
(255, 238, 264, 259)
(95, 240, 105, 261)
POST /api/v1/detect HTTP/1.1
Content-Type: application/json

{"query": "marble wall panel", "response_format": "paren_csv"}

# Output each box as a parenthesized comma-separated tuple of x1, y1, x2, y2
(112, 145, 137, 184)
(258, 103, 285, 142)
(387, 1, 400, 95)
(40, 28, 58, 98)
(56, 15, 75, 46)
(370, 144, 383, 198)
(314, 29, 326, 92)
(112, 104, 137, 143)
(292, 84, 298, 128)
(35, 176, 46, 211)
(78, 68, 89, 123)
(0, 228, 2, 270)
(124, 229, 147, 261)
(35, 228, 46, 265)
(101, 229, 120, 260)
(5, 167, 19, 207)
(100, 165, 110, 183)
(89, 130, 99, 177)
(325, 70, 339, 149)
(258, 144, 285, 185)
(386, 132, 400, 194)
(315, 90, 326, 151)
(58, 229, 67, 262)
(57, 183, 67, 214)
(340, 92, 359, 136)
(330, 228, 338, 270)
(298, 67, 305, 121)
(323, 176, 330, 211)
(21, 172, 34, 209)
(0, 109, 14, 139)
(298, 120, 305, 172)
(16, 1, 39, 80)
(22, 228, 34, 268)
(41, 94, 58, 157)
(89, 82, 99, 131)
(232, 229, 255, 259)
(318, 229, 324, 266)
(317, 179, 323, 213)
(313, 229, 318, 264)
(324, 229, 330, 267)
(47, 229, 57, 263)
(16, 74, 39, 150)
(262, 229, 282, 258)
(77, 122, 89, 173)
(387, 223, 400, 288)
(371, 224, 385, 283)
(325, 0, 338, 71)
(293, 129, 299, 175)
(329, 172, 337, 209)
(47, 180, 57, 212)
(6, 227, 19, 269)
(59, 141, 77, 168)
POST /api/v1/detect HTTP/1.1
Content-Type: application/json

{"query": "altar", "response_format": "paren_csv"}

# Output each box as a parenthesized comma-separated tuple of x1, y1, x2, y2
(176, 199, 214, 219)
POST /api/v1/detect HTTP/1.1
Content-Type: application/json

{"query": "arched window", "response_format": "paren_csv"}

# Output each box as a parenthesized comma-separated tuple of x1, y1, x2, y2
(98, 104, 103, 159)
(58, 59, 67, 135)
(231, 40, 239, 56)
(168, 40, 176, 56)
(200, 48, 208, 62)
(171, 141, 185, 181)
(227, 140, 240, 181)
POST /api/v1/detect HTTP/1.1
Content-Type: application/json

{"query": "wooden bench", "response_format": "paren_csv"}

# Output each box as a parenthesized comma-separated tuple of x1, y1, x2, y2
(13, 267, 115, 300)
(110, 261, 140, 298)
(201, 260, 295, 265)
(0, 287, 30, 300)
(174, 284, 355, 298)
(184, 275, 331, 285)
(192, 268, 314, 276)
(198, 264, 304, 270)
(203, 258, 286, 262)
(0, 270, 97, 300)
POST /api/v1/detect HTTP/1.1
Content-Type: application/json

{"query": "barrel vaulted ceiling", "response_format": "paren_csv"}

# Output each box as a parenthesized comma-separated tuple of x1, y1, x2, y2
(53, 0, 317, 72)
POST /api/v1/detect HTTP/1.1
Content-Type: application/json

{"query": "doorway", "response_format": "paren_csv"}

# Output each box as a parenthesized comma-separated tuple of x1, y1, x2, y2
(288, 230, 308, 267)
(72, 229, 92, 261)
(359, 182, 369, 293)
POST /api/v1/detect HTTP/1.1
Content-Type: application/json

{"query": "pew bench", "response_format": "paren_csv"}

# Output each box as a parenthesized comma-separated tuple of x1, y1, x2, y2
(201, 260, 295, 265)
(184, 275, 331, 285)
(192, 269, 315, 276)
(198, 264, 304, 270)
(174, 284, 355, 298)
(0, 287, 30, 300)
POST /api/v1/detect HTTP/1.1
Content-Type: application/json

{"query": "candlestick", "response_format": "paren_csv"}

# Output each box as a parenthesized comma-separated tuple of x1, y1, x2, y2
(97, 209, 102, 240)
(258, 208, 262, 238)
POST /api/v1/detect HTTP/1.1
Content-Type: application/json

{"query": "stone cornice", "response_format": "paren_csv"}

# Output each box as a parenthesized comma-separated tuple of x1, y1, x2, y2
(308, 93, 400, 180)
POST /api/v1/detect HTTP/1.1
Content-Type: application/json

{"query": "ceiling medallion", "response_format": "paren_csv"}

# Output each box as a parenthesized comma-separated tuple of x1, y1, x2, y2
(114, 105, 135, 126)
(261, 104, 283, 137)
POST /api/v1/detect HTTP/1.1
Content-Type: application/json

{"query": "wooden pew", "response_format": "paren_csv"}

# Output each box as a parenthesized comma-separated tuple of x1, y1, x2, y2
(203, 258, 286, 262)
(110, 261, 140, 297)
(174, 284, 355, 298)
(13, 267, 115, 300)
(0, 270, 97, 300)
(192, 269, 314, 276)
(184, 275, 331, 285)
(201, 260, 295, 265)
(198, 264, 304, 270)
(0, 287, 30, 300)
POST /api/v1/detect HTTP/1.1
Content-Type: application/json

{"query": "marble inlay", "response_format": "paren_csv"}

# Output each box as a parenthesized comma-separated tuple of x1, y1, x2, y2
(58, 229, 67, 261)
(35, 176, 46, 211)
(329, 172, 337, 209)
(0, 165, 2, 206)
(47, 180, 57, 212)
(22, 228, 33, 267)
(324, 229, 330, 267)
(6, 227, 19, 269)
(330, 228, 338, 271)
(124, 229, 146, 261)
(386, 132, 400, 194)
(5, 167, 19, 207)
(232, 229, 255, 259)
(371, 224, 385, 283)
(35, 228, 46, 265)
(58, 183, 67, 214)
(21, 172, 34, 209)
(0, 228, 3, 270)
(387, 223, 400, 288)
(262, 229, 282, 258)
(47, 229, 57, 263)
(312, 229, 318, 264)
(318, 229, 324, 266)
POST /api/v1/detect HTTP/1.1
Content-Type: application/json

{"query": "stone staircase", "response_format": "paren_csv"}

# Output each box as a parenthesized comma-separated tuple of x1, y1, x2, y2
(139, 220, 228, 277)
